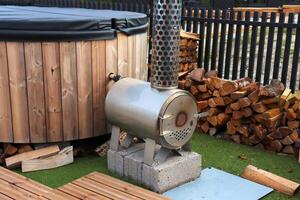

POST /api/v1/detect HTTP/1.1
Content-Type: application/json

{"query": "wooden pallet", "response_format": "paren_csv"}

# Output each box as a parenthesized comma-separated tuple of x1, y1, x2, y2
(58, 172, 170, 200)
(0, 167, 76, 200)
(0, 167, 169, 200)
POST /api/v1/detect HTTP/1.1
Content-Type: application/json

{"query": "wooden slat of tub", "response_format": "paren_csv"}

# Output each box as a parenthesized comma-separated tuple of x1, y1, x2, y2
(76, 41, 93, 139)
(6, 42, 30, 143)
(117, 33, 129, 77)
(42, 42, 63, 142)
(140, 33, 148, 81)
(134, 34, 142, 79)
(106, 39, 118, 92)
(24, 42, 47, 143)
(60, 42, 79, 141)
(0, 42, 13, 142)
(92, 40, 106, 136)
(127, 35, 135, 78)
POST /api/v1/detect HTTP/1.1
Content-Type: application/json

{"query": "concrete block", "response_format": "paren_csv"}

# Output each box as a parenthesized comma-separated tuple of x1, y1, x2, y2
(142, 151, 201, 193)
(107, 143, 144, 176)
(107, 143, 202, 194)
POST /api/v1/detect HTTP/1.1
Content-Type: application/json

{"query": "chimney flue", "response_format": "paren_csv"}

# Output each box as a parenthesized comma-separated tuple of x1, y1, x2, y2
(150, 0, 182, 90)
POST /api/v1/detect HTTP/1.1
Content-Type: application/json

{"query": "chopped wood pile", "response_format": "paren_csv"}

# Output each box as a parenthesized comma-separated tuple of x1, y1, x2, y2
(179, 68, 300, 160)
(179, 30, 199, 73)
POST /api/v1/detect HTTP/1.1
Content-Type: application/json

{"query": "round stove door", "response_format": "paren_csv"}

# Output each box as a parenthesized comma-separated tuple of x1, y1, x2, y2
(159, 92, 198, 149)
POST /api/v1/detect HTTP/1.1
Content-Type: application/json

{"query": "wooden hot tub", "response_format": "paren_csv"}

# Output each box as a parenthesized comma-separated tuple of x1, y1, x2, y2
(0, 6, 148, 143)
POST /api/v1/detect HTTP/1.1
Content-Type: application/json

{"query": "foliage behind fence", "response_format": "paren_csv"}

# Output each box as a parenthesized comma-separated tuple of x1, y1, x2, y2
(0, 0, 299, 90)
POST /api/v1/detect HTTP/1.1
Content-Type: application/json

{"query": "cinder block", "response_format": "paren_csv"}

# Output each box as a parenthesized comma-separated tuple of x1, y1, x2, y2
(108, 143, 202, 194)
(107, 143, 144, 176)
(142, 151, 201, 193)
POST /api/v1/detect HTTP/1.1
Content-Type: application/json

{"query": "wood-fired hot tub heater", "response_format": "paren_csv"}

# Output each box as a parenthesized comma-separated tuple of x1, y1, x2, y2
(105, 0, 203, 165)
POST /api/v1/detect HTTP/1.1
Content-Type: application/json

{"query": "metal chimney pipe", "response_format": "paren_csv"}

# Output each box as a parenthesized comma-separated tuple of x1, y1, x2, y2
(150, 0, 182, 90)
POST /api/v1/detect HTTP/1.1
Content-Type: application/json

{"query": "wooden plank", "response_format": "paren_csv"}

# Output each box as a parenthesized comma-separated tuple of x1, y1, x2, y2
(0, 167, 67, 200)
(73, 177, 141, 200)
(0, 179, 47, 200)
(86, 172, 170, 200)
(76, 41, 93, 139)
(6, 42, 30, 143)
(92, 40, 106, 136)
(127, 35, 134, 78)
(134, 34, 142, 79)
(106, 39, 118, 92)
(22, 146, 73, 172)
(117, 33, 129, 77)
(140, 32, 148, 81)
(242, 165, 300, 196)
(24, 42, 46, 143)
(0, 42, 13, 142)
(59, 183, 110, 200)
(42, 42, 63, 142)
(5, 145, 60, 168)
(60, 42, 78, 141)
(0, 193, 13, 200)
(49, 190, 79, 200)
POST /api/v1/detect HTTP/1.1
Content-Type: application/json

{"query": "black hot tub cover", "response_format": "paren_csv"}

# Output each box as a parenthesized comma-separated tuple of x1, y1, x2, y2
(0, 6, 148, 41)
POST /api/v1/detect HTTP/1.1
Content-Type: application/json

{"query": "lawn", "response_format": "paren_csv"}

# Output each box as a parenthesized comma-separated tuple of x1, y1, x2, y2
(16, 133, 300, 200)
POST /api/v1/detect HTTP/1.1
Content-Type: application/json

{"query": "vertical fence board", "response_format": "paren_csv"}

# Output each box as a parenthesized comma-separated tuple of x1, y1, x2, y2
(210, 9, 220, 70)
(248, 12, 259, 79)
(281, 13, 294, 86)
(24, 42, 46, 143)
(255, 12, 267, 83)
(290, 14, 300, 91)
(92, 41, 106, 136)
(42, 42, 63, 142)
(198, 9, 206, 68)
(0, 42, 13, 142)
(76, 41, 93, 139)
(60, 42, 78, 141)
(263, 12, 276, 85)
(204, 9, 212, 70)
(7, 42, 30, 143)
(240, 11, 250, 78)
(224, 10, 235, 79)
(217, 10, 227, 77)
(232, 11, 242, 80)
(273, 13, 285, 79)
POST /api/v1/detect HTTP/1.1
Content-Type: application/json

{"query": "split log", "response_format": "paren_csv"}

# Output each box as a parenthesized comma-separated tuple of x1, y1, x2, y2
(280, 136, 294, 145)
(251, 102, 268, 113)
(281, 145, 295, 155)
(242, 165, 300, 196)
(18, 144, 33, 154)
(231, 90, 248, 100)
(197, 100, 208, 111)
(230, 102, 241, 111)
(3, 144, 17, 156)
(200, 121, 209, 133)
(21, 146, 73, 172)
(188, 68, 205, 82)
(259, 79, 285, 97)
(238, 97, 251, 108)
(262, 108, 281, 118)
(248, 89, 260, 103)
(5, 145, 60, 168)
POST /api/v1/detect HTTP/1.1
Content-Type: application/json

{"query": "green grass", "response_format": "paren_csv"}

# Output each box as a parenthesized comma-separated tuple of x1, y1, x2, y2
(16, 133, 300, 199)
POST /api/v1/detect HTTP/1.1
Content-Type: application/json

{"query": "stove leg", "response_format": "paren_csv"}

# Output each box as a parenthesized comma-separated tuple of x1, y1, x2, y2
(143, 138, 156, 166)
(110, 126, 120, 151)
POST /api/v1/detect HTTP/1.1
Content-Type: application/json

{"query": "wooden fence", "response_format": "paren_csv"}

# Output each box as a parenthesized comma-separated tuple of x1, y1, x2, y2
(0, 0, 300, 90)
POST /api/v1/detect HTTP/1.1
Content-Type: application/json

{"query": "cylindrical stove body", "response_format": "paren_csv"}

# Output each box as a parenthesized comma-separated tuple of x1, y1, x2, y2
(150, 0, 182, 90)
(105, 78, 198, 149)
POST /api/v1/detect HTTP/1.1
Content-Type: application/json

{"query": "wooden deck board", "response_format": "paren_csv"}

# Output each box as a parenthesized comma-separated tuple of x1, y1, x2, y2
(0, 167, 168, 200)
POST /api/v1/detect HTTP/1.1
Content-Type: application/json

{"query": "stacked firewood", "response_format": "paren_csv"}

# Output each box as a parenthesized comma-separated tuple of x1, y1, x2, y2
(179, 31, 199, 73)
(178, 68, 300, 159)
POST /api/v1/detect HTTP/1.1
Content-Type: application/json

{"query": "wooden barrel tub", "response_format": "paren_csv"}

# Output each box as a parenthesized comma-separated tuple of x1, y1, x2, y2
(0, 6, 148, 143)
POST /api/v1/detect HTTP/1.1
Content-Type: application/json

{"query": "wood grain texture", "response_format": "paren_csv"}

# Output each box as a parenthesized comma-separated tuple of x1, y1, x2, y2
(24, 42, 46, 143)
(0, 42, 13, 142)
(140, 33, 148, 81)
(76, 41, 93, 139)
(42, 42, 63, 142)
(92, 41, 106, 136)
(106, 39, 118, 92)
(117, 33, 129, 77)
(6, 42, 30, 143)
(127, 35, 134, 78)
(60, 42, 79, 141)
